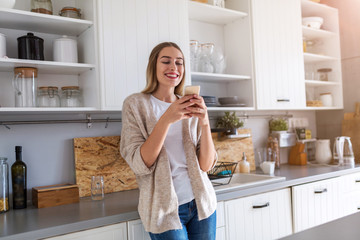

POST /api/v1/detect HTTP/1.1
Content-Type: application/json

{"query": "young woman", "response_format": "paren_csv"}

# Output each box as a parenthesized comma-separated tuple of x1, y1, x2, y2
(120, 42, 217, 240)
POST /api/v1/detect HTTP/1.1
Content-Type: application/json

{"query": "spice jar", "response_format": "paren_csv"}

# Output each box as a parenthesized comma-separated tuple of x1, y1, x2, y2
(37, 86, 60, 107)
(0, 157, 9, 213)
(59, 7, 81, 19)
(61, 86, 82, 107)
(317, 68, 332, 81)
(31, 0, 53, 15)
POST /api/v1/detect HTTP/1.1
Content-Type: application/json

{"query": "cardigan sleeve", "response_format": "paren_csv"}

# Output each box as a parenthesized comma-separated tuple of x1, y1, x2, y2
(196, 122, 218, 171)
(120, 98, 156, 176)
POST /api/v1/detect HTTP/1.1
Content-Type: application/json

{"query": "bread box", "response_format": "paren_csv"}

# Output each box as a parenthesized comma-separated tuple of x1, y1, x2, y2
(32, 183, 79, 208)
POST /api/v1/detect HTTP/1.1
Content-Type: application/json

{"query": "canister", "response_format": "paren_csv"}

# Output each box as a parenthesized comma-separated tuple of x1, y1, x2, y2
(37, 86, 60, 107)
(53, 35, 78, 63)
(61, 86, 82, 107)
(17, 33, 44, 60)
(319, 92, 332, 107)
(59, 7, 81, 19)
(0, 33, 6, 58)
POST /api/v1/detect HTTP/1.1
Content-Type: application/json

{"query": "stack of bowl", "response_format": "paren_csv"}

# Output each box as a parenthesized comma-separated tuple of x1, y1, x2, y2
(202, 96, 217, 107)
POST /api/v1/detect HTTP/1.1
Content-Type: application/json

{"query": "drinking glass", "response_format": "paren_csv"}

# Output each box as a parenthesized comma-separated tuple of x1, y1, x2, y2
(91, 176, 104, 200)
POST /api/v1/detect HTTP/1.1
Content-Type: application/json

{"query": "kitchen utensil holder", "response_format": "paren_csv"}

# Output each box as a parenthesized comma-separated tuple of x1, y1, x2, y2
(207, 162, 238, 186)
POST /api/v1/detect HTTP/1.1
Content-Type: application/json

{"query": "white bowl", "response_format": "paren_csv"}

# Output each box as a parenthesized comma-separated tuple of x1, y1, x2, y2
(302, 17, 324, 29)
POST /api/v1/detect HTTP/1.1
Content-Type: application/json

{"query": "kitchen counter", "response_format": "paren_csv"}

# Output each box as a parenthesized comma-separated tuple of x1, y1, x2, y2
(1, 164, 360, 240)
(280, 210, 360, 240)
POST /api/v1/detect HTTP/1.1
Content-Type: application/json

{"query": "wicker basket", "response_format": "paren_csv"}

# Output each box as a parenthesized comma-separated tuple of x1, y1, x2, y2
(208, 162, 238, 185)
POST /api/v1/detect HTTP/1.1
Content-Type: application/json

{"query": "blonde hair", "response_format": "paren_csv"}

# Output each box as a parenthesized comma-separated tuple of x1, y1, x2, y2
(142, 42, 186, 96)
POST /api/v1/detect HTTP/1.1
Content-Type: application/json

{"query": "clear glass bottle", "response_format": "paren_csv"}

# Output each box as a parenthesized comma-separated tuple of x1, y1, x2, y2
(61, 86, 82, 107)
(11, 146, 27, 209)
(0, 157, 9, 213)
(31, 0, 53, 15)
(37, 86, 60, 107)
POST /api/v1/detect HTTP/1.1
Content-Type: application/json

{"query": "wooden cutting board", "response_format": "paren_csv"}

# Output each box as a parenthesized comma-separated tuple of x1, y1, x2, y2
(73, 136, 137, 197)
(212, 128, 256, 172)
(342, 102, 360, 163)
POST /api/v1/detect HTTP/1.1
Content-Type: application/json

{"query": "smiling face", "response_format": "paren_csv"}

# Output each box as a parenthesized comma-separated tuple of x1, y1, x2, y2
(156, 46, 184, 90)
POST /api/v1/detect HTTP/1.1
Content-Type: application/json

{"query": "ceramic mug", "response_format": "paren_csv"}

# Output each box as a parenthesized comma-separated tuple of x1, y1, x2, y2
(0, 33, 6, 58)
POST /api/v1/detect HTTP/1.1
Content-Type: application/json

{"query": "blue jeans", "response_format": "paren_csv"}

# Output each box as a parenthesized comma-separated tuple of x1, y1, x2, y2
(149, 199, 216, 240)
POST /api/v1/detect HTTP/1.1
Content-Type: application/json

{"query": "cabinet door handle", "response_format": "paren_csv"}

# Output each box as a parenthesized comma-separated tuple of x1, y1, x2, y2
(355, 180, 360, 183)
(277, 99, 290, 102)
(314, 188, 327, 194)
(252, 202, 270, 209)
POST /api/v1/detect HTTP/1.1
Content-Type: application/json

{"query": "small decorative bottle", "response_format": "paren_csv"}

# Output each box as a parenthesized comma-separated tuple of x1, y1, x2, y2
(0, 157, 9, 213)
(239, 152, 250, 173)
(11, 146, 27, 209)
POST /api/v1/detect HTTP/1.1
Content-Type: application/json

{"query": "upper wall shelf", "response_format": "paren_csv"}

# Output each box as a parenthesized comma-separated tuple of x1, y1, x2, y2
(303, 53, 338, 63)
(188, 1, 247, 25)
(0, 8, 93, 36)
(302, 26, 336, 39)
(301, 0, 337, 14)
(0, 58, 95, 75)
(305, 80, 340, 87)
(191, 72, 251, 82)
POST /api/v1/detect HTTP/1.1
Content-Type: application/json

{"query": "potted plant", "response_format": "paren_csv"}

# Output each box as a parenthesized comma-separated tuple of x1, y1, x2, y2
(216, 111, 244, 135)
(269, 118, 288, 133)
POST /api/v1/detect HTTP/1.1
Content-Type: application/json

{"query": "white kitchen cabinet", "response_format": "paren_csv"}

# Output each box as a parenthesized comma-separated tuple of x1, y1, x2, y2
(340, 172, 360, 216)
(97, 0, 190, 110)
(292, 177, 343, 233)
(127, 219, 151, 240)
(252, 0, 306, 110)
(188, 1, 255, 111)
(45, 222, 127, 240)
(0, 0, 100, 112)
(224, 188, 292, 240)
(301, 0, 343, 109)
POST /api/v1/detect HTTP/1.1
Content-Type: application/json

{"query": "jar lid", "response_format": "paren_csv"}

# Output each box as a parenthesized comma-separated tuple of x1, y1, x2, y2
(320, 92, 331, 95)
(60, 7, 81, 13)
(38, 86, 58, 90)
(14, 67, 38, 78)
(61, 86, 80, 90)
(317, 68, 332, 72)
(0, 157, 7, 161)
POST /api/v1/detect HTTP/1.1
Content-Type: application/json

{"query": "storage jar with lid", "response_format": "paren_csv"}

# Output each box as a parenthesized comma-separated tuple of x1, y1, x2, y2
(61, 86, 82, 107)
(317, 68, 332, 81)
(37, 86, 60, 107)
(17, 33, 44, 60)
(59, 7, 81, 19)
(0, 157, 9, 213)
(319, 92, 333, 107)
(31, 0, 53, 15)
(53, 35, 78, 63)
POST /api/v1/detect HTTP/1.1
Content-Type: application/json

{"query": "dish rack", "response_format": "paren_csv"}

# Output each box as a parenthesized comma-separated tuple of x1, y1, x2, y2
(207, 162, 238, 186)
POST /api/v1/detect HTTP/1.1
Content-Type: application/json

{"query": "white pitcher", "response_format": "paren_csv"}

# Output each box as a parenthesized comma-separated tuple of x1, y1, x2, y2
(315, 139, 332, 164)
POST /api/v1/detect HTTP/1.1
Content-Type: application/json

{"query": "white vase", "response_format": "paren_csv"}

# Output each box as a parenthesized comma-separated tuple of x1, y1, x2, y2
(315, 139, 332, 164)
(0, 0, 16, 8)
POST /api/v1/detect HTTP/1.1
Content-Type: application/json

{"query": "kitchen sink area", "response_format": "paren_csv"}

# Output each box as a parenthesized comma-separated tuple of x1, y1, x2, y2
(212, 173, 286, 193)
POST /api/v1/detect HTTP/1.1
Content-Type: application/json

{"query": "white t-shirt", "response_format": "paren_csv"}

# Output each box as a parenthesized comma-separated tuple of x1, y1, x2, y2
(150, 95, 194, 205)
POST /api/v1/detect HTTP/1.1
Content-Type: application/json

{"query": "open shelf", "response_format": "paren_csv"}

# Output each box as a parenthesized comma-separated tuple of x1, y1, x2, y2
(301, 0, 337, 13)
(0, 8, 93, 36)
(207, 106, 254, 111)
(305, 80, 340, 87)
(303, 53, 338, 63)
(302, 26, 336, 39)
(0, 107, 98, 112)
(188, 1, 247, 25)
(191, 72, 251, 82)
(0, 58, 95, 75)
(305, 106, 343, 110)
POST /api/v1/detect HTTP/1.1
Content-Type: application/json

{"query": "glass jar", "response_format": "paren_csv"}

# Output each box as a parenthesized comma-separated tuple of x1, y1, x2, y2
(317, 68, 332, 81)
(31, 0, 53, 15)
(189, 40, 200, 72)
(59, 7, 81, 19)
(199, 43, 214, 73)
(61, 86, 82, 107)
(37, 86, 60, 107)
(0, 157, 9, 213)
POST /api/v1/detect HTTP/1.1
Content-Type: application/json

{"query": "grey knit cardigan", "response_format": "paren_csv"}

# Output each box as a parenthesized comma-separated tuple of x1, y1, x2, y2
(120, 93, 217, 234)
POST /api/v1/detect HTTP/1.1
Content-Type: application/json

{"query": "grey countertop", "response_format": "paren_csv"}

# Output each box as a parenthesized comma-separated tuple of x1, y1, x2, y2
(280, 211, 360, 240)
(1, 164, 360, 240)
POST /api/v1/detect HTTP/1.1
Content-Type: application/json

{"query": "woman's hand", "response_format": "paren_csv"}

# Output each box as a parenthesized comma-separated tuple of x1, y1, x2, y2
(186, 95, 209, 127)
(161, 95, 197, 124)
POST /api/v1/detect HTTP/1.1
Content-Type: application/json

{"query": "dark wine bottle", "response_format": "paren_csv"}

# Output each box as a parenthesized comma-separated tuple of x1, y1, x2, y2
(11, 146, 27, 209)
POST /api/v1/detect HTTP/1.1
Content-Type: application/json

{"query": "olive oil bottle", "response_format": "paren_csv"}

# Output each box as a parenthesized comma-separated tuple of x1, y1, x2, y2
(11, 146, 27, 209)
